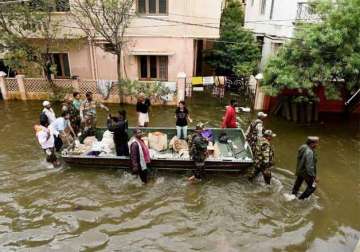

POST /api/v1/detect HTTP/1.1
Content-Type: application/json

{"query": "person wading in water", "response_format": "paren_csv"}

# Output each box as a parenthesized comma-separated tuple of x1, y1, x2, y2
(34, 119, 60, 167)
(246, 112, 267, 153)
(291, 136, 320, 200)
(129, 128, 151, 183)
(188, 123, 208, 181)
(249, 129, 276, 185)
(41, 100, 56, 125)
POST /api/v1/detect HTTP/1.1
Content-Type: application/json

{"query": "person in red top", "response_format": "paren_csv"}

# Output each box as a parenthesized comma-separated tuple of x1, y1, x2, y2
(221, 99, 238, 128)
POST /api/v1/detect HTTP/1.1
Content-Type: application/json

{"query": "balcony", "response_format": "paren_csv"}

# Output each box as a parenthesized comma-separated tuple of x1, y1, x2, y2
(295, 2, 318, 22)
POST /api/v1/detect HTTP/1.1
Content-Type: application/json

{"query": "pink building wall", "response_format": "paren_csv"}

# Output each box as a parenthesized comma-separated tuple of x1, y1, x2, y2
(67, 37, 195, 82)
(68, 43, 93, 79)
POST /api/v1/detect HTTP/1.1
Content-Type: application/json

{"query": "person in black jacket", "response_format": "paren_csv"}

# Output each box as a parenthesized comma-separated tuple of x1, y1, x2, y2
(136, 94, 151, 127)
(107, 110, 129, 156)
(291, 136, 320, 200)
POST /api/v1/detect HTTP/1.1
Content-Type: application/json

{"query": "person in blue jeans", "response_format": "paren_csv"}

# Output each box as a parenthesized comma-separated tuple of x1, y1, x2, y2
(175, 101, 193, 139)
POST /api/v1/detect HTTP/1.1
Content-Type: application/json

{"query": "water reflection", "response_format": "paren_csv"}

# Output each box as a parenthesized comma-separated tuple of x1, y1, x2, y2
(0, 97, 359, 251)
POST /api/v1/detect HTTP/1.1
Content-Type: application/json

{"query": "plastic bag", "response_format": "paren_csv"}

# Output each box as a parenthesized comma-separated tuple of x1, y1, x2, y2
(148, 132, 168, 151)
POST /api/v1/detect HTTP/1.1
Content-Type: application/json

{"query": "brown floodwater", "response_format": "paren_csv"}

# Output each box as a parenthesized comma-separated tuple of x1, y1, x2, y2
(0, 92, 359, 251)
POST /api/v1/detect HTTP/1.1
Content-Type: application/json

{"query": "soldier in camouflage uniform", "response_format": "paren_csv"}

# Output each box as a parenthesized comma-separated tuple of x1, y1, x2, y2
(80, 91, 109, 137)
(188, 123, 208, 181)
(246, 112, 267, 153)
(249, 129, 275, 184)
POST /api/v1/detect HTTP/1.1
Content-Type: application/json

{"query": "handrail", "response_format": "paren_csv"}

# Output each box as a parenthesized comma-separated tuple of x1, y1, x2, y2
(345, 88, 360, 106)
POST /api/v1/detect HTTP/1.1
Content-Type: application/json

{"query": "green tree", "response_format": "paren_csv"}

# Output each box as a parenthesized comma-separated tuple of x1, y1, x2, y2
(204, 0, 260, 76)
(70, 0, 134, 82)
(262, 0, 360, 100)
(0, 0, 70, 80)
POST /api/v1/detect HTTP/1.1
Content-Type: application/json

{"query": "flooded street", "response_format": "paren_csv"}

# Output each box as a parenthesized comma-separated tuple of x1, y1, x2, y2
(0, 94, 359, 251)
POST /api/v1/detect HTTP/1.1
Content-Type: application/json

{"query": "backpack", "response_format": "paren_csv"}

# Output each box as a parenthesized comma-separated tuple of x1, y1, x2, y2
(39, 112, 49, 126)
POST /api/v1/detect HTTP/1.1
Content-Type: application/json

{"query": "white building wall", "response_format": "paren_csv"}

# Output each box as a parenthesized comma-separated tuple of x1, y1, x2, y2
(244, 0, 302, 38)
(244, 0, 312, 68)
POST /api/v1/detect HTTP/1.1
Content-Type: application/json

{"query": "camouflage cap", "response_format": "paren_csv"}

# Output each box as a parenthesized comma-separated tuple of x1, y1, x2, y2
(264, 129, 276, 138)
(257, 111, 268, 118)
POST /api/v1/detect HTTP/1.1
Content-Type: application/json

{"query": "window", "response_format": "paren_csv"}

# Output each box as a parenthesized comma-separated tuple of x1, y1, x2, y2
(139, 56, 168, 81)
(137, 0, 168, 15)
(149, 0, 156, 13)
(138, 0, 146, 13)
(30, 0, 70, 12)
(159, 0, 167, 13)
(260, 0, 266, 15)
(271, 42, 283, 54)
(50, 53, 71, 78)
(256, 36, 264, 53)
(103, 43, 116, 53)
(55, 0, 70, 12)
(296, 2, 317, 21)
(251, 0, 255, 6)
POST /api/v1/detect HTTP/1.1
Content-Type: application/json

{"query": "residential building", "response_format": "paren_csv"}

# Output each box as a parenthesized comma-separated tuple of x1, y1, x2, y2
(0, 0, 225, 81)
(244, 0, 317, 68)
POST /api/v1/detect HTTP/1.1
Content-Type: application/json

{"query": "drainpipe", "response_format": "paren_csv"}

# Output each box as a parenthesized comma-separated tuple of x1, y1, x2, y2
(345, 88, 360, 106)
(254, 73, 264, 111)
(88, 38, 95, 80)
(92, 43, 99, 80)
(88, 38, 99, 80)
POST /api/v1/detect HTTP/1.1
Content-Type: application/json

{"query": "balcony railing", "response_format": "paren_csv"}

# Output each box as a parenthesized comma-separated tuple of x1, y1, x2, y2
(296, 2, 317, 22)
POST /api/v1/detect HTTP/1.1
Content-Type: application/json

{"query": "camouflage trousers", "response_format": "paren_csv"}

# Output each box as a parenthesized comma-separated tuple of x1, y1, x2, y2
(81, 115, 97, 138)
(193, 161, 205, 180)
(249, 165, 272, 184)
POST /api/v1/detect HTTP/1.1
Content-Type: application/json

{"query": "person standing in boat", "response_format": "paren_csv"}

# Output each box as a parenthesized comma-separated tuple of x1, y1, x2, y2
(61, 96, 80, 135)
(72, 92, 82, 112)
(71, 92, 82, 134)
(221, 99, 238, 128)
(175, 101, 193, 139)
(188, 123, 209, 181)
(291, 136, 320, 200)
(249, 129, 276, 184)
(107, 110, 129, 156)
(246, 112, 267, 153)
(136, 93, 151, 127)
(129, 128, 151, 183)
(80, 91, 109, 137)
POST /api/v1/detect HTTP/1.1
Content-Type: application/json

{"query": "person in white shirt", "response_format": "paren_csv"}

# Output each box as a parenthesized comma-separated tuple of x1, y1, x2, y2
(41, 101, 56, 124)
(34, 120, 60, 167)
(50, 111, 76, 151)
